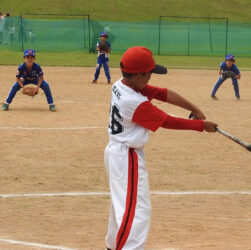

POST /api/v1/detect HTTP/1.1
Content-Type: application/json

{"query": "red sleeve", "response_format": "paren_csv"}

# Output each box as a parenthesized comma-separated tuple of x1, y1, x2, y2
(132, 101, 204, 132)
(140, 84, 168, 102)
(132, 101, 168, 132)
(161, 116, 204, 132)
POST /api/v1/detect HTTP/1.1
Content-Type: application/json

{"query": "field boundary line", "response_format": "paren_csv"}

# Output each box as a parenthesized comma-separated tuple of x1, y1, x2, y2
(0, 126, 105, 130)
(0, 237, 76, 250)
(0, 190, 251, 199)
(62, 100, 109, 105)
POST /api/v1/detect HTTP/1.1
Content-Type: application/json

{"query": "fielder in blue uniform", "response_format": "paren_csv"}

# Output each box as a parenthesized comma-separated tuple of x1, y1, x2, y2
(211, 54, 241, 100)
(2, 49, 56, 111)
(92, 32, 111, 84)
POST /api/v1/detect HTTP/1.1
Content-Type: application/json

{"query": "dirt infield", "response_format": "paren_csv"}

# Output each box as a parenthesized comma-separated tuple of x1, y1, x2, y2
(0, 66, 250, 249)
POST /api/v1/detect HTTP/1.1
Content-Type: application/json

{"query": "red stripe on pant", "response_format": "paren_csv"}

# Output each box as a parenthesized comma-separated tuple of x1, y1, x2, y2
(115, 148, 138, 250)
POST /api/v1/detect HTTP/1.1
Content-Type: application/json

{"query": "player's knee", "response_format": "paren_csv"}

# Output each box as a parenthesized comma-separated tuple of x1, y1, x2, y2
(12, 82, 21, 91)
(42, 80, 49, 87)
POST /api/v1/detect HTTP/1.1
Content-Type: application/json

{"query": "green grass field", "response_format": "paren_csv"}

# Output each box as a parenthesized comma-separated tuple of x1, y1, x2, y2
(1, 50, 251, 70)
(1, 0, 251, 69)
(0, 0, 251, 22)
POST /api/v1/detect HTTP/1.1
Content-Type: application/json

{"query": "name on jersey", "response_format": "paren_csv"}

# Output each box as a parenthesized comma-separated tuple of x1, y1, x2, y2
(112, 85, 121, 100)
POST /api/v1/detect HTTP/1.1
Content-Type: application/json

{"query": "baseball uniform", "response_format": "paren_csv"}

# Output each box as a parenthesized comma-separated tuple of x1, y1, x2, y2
(105, 46, 205, 250)
(211, 54, 241, 98)
(5, 49, 54, 105)
(93, 32, 111, 82)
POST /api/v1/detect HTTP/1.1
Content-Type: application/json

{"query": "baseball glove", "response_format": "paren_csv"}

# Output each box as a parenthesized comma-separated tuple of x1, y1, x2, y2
(99, 41, 109, 52)
(22, 86, 38, 97)
(222, 71, 236, 79)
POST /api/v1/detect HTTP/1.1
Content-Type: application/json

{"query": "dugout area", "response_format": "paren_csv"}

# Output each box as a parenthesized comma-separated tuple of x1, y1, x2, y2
(0, 66, 250, 249)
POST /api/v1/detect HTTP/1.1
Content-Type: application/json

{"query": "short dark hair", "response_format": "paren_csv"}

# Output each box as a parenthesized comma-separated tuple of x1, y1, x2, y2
(120, 62, 147, 78)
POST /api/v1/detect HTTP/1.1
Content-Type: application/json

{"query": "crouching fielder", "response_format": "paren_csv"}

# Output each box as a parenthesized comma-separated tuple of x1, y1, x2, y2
(2, 49, 55, 111)
(211, 54, 241, 100)
(105, 46, 217, 250)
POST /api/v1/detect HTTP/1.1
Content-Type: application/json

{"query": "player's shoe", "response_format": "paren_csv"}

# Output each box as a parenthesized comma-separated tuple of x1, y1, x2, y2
(92, 80, 97, 83)
(49, 104, 56, 111)
(211, 95, 218, 100)
(2, 103, 9, 111)
(108, 80, 111, 84)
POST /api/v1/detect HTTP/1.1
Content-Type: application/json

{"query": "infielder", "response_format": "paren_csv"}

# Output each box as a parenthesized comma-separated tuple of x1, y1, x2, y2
(211, 54, 241, 100)
(105, 46, 217, 250)
(2, 49, 56, 111)
(92, 31, 111, 84)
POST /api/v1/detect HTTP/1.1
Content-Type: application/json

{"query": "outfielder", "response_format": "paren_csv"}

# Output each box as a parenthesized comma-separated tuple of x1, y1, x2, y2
(211, 54, 241, 100)
(2, 49, 56, 111)
(92, 31, 111, 84)
(105, 46, 217, 250)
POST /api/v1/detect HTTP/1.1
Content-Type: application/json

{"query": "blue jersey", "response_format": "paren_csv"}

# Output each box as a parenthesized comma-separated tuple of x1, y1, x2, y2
(16, 62, 43, 83)
(220, 62, 240, 75)
(97, 41, 111, 58)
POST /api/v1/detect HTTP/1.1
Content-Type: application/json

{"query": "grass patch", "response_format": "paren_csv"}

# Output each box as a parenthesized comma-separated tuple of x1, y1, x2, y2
(1, 50, 251, 70)
(1, 0, 251, 22)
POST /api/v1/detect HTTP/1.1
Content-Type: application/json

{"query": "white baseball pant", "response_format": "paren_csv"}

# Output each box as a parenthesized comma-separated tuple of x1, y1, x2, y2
(104, 142, 151, 250)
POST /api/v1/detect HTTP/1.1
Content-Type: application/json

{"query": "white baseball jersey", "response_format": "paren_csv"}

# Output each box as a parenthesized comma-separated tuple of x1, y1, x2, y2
(108, 78, 170, 148)
(108, 79, 150, 148)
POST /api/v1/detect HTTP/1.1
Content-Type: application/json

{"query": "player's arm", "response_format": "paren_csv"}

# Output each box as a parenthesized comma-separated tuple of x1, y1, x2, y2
(219, 62, 224, 75)
(16, 69, 24, 88)
(166, 90, 206, 120)
(234, 65, 241, 79)
(140, 84, 167, 102)
(96, 42, 100, 51)
(37, 75, 44, 90)
(16, 77, 24, 88)
(36, 66, 44, 91)
(132, 101, 216, 133)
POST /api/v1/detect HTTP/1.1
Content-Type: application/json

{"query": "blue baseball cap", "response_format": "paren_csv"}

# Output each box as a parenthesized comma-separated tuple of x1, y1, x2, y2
(24, 49, 36, 57)
(100, 31, 108, 37)
(225, 54, 235, 61)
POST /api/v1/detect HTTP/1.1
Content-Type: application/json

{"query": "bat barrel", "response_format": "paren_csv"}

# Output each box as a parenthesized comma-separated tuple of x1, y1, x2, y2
(216, 127, 249, 149)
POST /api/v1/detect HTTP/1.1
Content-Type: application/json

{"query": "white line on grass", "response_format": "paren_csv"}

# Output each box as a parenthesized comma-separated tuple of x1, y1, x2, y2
(0, 238, 76, 250)
(0, 126, 105, 130)
(0, 190, 250, 199)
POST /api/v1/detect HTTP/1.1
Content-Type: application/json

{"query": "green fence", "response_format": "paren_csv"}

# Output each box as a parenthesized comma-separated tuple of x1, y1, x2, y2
(158, 16, 228, 56)
(0, 15, 251, 57)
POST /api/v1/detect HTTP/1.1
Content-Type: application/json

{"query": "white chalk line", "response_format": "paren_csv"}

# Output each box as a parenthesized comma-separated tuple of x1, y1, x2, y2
(0, 237, 76, 250)
(0, 126, 106, 130)
(211, 216, 251, 222)
(62, 100, 108, 106)
(1, 190, 251, 199)
(0, 238, 178, 250)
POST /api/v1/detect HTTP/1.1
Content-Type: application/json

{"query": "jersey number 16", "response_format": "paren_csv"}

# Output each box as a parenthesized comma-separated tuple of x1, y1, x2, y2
(109, 105, 124, 135)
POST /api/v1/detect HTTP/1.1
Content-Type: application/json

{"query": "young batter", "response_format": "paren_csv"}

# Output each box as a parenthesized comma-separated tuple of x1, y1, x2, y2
(2, 49, 55, 111)
(92, 32, 111, 84)
(105, 46, 217, 250)
(211, 54, 241, 100)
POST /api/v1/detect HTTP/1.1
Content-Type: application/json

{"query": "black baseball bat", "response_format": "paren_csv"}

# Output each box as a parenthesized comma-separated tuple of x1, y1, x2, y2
(189, 112, 251, 152)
